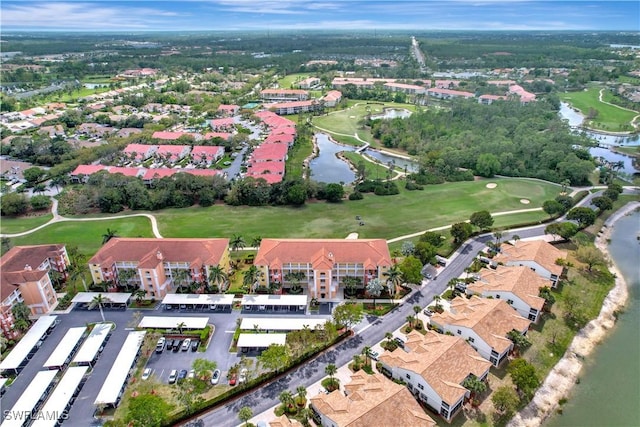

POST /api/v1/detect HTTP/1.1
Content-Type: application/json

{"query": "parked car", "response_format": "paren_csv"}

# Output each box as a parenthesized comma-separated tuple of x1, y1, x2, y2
(228, 374, 237, 386)
(142, 368, 153, 380)
(178, 369, 188, 382)
(181, 338, 191, 351)
(172, 340, 182, 352)
(423, 308, 434, 316)
(211, 369, 221, 385)
(393, 337, 405, 349)
(367, 349, 380, 361)
(187, 369, 195, 380)
(156, 337, 165, 353)
(238, 368, 248, 384)
(168, 370, 178, 384)
(191, 340, 199, 352)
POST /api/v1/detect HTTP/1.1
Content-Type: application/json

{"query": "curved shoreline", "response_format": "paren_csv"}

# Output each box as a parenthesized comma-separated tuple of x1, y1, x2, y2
(509, 201, 640, 427)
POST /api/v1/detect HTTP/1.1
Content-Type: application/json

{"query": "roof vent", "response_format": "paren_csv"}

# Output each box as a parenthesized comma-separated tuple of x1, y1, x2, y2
(156, 251, 163, 260)
(327, 252, 333, 259)
(24, 264, 32, 271)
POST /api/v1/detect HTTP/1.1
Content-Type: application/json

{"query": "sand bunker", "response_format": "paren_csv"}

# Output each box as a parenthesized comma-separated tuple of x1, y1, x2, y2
(486, 183, 497, 189)
(349, 116, 356, 118)
(520, 199, 530, 204)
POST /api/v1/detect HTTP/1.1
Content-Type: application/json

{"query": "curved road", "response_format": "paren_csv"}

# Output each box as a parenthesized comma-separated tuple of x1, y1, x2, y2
(188, 187, 639, 426)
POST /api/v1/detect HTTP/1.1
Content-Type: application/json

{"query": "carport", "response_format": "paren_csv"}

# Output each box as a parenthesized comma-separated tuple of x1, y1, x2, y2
(0, 315, 59, 375)
(71, 292, 132, 310)
(72, 322, 112, 367)
(94, 331, 146, 408)
(236, 333, 287, 352)
(161, 293, 234, 311)
(241, 294, 307, 313)
(137, 316, 208, 330)
(240, 317, 327, 332)
(43, 327, 87, 370)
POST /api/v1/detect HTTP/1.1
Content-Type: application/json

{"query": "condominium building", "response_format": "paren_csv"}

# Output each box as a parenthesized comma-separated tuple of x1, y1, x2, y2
(310, 371, 435, 427)
(494, 240, 567, 287)
(430, 296, 531, 367)
(88, 238, 230, 299)
(379, 330, 491, 422)
(0, 245, 69, 339)
(254, 239, 391, 301)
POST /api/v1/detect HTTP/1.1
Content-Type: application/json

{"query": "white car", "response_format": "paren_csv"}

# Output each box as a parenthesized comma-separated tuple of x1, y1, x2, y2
(187, 369, 196, 380)
(367, 349, 380, 361)
(211, 369, 221, 385)
(181, 338, 191, 351)
(168, 369, 178, 384)
(238, 368, 248, 384)
(141, 368, 153, 380)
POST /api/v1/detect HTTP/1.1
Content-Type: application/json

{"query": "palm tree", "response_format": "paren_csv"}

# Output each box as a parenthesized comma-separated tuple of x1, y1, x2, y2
(383, 265, 403, 297)
(207, 265, 228, 292)
(325, 363, 337, 381)
(413, 305, 421, 321)
(385, 331, 393, 342)
(341, 276, 361, 298)
(434, 295, 442, 312)
(101, 228, 118, 244)
(133, 289, 146, 303)
(173, 269, 191, 293)
(296, 385, 307, 401)
(250, 236, 262, 248)
(493, 231, 504, 247)
(462, 375, 487, 400)
(243, 265, 262, 293)
(512, 234, 521, 244)
(406, 315, 414, 329)
(117, 268, 137, 291)
(284, 271, 306, 293)
(279, 390, 295, 412)
(89, 293, 109, 322)
(362, 346, 371, 365)
(176, 321, 186, 334)
(230, 234, 246, 252)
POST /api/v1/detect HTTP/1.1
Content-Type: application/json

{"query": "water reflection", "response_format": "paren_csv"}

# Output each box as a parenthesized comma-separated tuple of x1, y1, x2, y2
(370, 108, 412, 120)
(309, 134, 356, 183)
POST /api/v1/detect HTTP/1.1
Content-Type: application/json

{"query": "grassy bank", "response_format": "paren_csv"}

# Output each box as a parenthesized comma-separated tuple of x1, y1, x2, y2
(559, 87, 637, 132)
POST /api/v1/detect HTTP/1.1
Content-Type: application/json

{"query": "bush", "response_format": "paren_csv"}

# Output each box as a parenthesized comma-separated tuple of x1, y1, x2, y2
(321, 377, 340, 391)
(405, 180, 424, 191)
(348, 191, 363, 200)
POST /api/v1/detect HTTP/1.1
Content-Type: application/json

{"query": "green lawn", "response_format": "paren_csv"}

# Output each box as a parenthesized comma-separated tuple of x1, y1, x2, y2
(313, 101, 418, 146)
(10, 217, 153, 255)
(286, 136, 314, 179)
(341, 151, 391, 179)
(277, 73, 312, 89)
(154, 178, 560, 240)
(559, 87, 637, 132)
(1, 214, 53, 234)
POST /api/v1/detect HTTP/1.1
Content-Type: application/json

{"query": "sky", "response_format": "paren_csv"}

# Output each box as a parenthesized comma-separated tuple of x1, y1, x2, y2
(1, 0, 638, 32)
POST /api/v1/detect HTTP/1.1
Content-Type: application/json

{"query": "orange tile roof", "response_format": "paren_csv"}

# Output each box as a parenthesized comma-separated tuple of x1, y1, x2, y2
(71, 164, 107, 175)
(494, 240, 566, 277)
(255, 239, 391, 269)
(310, 372, 435, 427)
(88, 238, 229, 267)
(1, 245, 66, 298)
(269, 415, 303, 427)
(380, 330, 491, 405)
(469, 266, 547, 311)
(430, 297, 530, 355)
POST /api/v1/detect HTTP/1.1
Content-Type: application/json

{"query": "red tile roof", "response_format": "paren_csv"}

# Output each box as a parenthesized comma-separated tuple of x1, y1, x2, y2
(217, 104, 239, 111)
(209, 118, 235, 128)
(255, 239, 391, 269)
(1, 245, 66, 298)
(251, 143, 288, 161)
(191, 146, 224, 158)
(247, 162, 285, 176)
(204, 132, 233, 140)
(264, 133, 295, 145)
(142, 169, 177, 180)
(71, 165, 107, 175)
(108, 167, 143, 177)
(152, 131, 194, 140)
(184, 169, 221, 177)
(88, 238, 229, 267)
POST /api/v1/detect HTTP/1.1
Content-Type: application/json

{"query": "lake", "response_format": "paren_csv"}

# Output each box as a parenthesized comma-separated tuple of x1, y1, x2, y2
(309, 134, 356, 184)
(545, 210, 640, 427)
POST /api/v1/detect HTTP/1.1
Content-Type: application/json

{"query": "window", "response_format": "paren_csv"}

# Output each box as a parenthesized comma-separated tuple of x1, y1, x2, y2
(468, 337, 475, 343)
(457, 330, 462, 335)
(507, 299, 514, 305)
(418, 383, 424, 390)
(495, 294, 500, 299)
(405, 373, 411, 380)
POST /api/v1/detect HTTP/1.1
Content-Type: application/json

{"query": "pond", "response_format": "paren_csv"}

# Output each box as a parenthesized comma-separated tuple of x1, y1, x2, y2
(559, 102, 640, 146)
(364, 150, 419, 173)
(309, 134, 356, 184)
(370, 108, 412, 120)
(589, 146, 638, 175)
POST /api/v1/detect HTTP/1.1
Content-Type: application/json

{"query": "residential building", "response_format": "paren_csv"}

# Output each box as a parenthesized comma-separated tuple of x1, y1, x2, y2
(246, 162, 285, 183)
(297, 77, 320, 89)
(151, 131, 201, 141)
(216, 104, 240, 117)
(269, 415, 303, 427)
(309, 371, 435, 427)
(204, 132, 233, 141)
(508, 85, 536, 103)
(426, 88, 475, 100)
(267, 100, 319, 115)
(260, 89, 309, 101)
(379, 330, 491, 422)
(434, 80, 461, 89)
(430, 296, 531, 367)
(383, 82, 428, 95)
(123, 143, 158, 161)
(263, 133, 295, 147)
(254, 239, 392, 301)
(250, 143, 288, 163)
(70, 164, 108, 182)
(155, 145, 191, 163)
(478, 94, 507, 105)
(88, 238, 230, 298)
(191, 146, 225, 165)
(0, 245, 69, 339)
(494, 240, 566, 287)
(468, 266, 548, 322)
(254, 110, 297, 130)
(322, 90, 343, 107)
(209, 117, 236, 131)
